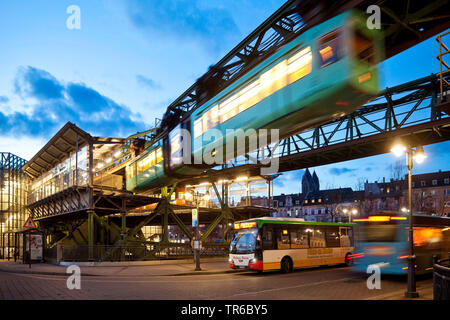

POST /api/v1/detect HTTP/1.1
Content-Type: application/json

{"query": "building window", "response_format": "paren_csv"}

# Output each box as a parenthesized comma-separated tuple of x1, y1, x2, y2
(421, 181, 426, 187)
(304, 200, 308, 204)
(318, 198, 322, 203)
(412, 182, 415, 188)
(432, 179, 438, 186)
(445, 178, 449, 185)
(279, 202, 283, 207)
(387, 187, 390, 194)
(295, 200, 300, 205)
(311, 199, 315, 203)
(431, 190, 436, 196)
(444, 189, 450, 196)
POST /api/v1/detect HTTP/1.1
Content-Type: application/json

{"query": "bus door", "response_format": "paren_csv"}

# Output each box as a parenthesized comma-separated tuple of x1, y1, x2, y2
(339, 227, 351, 247)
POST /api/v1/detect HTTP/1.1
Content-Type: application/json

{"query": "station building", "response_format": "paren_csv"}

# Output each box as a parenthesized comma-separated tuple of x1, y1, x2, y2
(0, 152, 28, 258)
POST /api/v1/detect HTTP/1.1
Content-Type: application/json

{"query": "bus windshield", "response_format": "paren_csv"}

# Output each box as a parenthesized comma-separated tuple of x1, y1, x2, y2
(230, 228, 258, 254)
(357, 223, 399, 242)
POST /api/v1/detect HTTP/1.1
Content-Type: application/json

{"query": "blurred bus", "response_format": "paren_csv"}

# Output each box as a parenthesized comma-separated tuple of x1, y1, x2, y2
(351, 211, 450, 275)
(229, 217, 355, 273)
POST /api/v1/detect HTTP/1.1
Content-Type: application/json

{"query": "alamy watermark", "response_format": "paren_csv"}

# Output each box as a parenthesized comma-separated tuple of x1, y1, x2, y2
(66, 5, 81, 30)
(175, 128, 280, 175)
(366, 264, 381, 289)
(66, 265, 81, 290)
(366, 5, 381, 30)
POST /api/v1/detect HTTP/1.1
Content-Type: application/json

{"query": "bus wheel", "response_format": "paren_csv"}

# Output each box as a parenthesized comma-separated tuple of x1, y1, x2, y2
(345, 253, 353, 267)
(281, 257, 293, 273)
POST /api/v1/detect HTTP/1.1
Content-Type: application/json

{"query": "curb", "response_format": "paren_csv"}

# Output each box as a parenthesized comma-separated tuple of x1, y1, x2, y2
(0, 267, 99, 277)
(0, 267, 243, 277)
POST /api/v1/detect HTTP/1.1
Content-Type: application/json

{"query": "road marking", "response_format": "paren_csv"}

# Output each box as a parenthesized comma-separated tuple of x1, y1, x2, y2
(224, 277, 356, 298)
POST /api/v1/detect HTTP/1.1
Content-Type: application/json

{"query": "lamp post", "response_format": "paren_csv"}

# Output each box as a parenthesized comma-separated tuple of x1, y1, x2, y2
(391, 143, 426, 298)
(192, 190, 201, 271)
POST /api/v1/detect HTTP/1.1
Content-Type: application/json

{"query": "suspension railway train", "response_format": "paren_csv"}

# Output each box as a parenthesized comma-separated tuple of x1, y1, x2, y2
(126, 10, 382, 192)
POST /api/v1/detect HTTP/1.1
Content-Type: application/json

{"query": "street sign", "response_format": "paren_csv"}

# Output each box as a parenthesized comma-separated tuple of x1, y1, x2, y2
(192, 208, 198, 228)
(23, 216, 37, 229)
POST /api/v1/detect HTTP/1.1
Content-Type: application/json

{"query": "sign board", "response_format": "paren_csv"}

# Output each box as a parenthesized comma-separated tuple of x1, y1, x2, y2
(23, 216, 37, 229)
(26, 234, 43, 260)
(192, 208, 198, 228)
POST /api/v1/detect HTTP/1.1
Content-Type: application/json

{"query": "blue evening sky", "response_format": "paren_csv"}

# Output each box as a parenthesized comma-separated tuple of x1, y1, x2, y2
(0, 0, 449, 195)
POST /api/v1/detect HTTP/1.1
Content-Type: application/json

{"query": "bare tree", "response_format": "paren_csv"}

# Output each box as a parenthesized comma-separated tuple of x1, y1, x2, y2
(354, 177, 367, 191)
(390, 159, 406, 181)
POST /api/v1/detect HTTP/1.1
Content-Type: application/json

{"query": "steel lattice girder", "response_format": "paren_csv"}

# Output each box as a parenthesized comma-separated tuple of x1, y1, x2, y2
(155, 0, 450, 137)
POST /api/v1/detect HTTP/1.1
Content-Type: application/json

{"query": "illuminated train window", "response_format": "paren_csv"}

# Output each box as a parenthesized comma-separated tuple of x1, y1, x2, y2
(194, 46, 312, 138)
(318, 29, 342, 68)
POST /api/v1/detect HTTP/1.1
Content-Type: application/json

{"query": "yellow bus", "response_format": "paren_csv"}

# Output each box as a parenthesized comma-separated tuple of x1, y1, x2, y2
(229, 217, 355, 273)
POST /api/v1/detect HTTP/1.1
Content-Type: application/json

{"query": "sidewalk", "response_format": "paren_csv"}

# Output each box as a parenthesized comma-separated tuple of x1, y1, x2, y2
(0, 258, 236, 277)
(365, 282, 434, 300)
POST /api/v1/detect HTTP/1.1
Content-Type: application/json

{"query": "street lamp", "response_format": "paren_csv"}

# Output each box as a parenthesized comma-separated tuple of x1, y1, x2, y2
(391, 142, 426, 298)
(191, 189, 201, 271)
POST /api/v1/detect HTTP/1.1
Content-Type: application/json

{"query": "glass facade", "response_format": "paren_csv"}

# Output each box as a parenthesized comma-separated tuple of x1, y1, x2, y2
(0, 153, 28, 258)
(28, 146, 89, 203)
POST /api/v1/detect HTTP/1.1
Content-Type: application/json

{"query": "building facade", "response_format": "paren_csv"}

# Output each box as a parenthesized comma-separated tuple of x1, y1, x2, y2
(274, 169, 364, 222)
(409, 170, 450, 216)
(0, 152, 28, 258)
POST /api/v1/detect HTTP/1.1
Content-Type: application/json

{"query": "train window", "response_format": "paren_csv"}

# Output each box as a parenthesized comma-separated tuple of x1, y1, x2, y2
(194, 118, 202, 138)
(318, 30, 342, 68)
(203, 105, 219, 131)
(354, 30, 374, 64)
(170, 127, 183, 167)
(220, 93, 240, 123)
(287, 46, 312, 84)
(126, 164, 135, 180)
(195, 46, 312, 131)
(156, 148, 162, 163)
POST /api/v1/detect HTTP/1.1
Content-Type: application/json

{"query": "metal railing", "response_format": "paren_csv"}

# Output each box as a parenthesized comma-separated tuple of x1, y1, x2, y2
(437, 30, 450, 102)
(433, 253, 450, 300)
(56, 242, 229, 262)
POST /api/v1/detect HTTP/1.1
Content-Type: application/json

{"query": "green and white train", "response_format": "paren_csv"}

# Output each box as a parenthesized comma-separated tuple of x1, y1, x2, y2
(126, 10, 382, 192)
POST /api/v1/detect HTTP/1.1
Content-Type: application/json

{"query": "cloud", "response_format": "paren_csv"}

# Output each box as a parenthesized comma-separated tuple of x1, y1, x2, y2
(14, 66, 64, 100)
(329, 167, 357, 176)
(0, 66, 148, 139)
(273, 170, 305, 194)
(136, 74, 162, 90)
(0, 96, 9, 103)
(125, 0, 239, 53)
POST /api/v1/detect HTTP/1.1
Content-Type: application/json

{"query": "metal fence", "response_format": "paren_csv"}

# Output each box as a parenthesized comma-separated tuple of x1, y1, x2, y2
(54, 242, 229, 262)
(433, 254, 450, 300)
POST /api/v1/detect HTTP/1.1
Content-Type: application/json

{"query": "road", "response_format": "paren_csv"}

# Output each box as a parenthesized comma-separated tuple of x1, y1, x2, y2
(0, 265, 432, 300)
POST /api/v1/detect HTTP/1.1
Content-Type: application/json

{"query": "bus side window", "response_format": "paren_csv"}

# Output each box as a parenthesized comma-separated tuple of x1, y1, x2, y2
(277, 227, 290, 250)
(310, 228, 326, 248)
(291, 227, 309, 249)
(340, 227, 351, 247)
(325, 227, 340, 248)
(348, 228, 354, 247)
(263, 227, 274, 250)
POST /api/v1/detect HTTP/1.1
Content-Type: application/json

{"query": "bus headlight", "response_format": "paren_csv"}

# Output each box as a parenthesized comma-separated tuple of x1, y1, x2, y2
(228, 258, 233, 263)
(250, 258, 257, 263)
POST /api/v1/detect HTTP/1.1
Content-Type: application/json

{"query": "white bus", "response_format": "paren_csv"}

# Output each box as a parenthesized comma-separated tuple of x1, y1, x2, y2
(229, 217, 355, 273)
